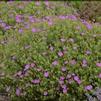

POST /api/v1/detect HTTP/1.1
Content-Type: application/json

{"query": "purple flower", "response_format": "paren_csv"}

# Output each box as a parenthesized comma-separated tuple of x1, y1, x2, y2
(1, 22, 6, 27)
(86, 23, 92, 30)
(82, 20, 92, 30)
(29, 16, 35, 22)
(35, 1, 40, 6)
(61, 67, 67, 72)
(18, 29, 23, 33)
(63, 88, 68, 94)
(68, 15, 77, 21)
(24, 64, 30, 71)
(16, 88, 21, 96)
(32, 28, 37, 33)
(4, 26, 11, 30)
(61, 84, 67, 89)
(43, 91, 48, 96)
(85, 85, 93, 91)
(25, 24, 30, 29)
(74, 76, 81, 84)
(59, 15, 66, 20)
(48, 20, 53, 26)
(96, 62, 101, 67)
(44, 71, 49, 78)
(52, 60, 58, 66)
(15, 15, 22, 23)
(74, 76, 79, 81)
(60, 76, 65, 81)
(58, 51, 64, 57)
(82, 59, 87, 67)
(32, 79, 40, 84)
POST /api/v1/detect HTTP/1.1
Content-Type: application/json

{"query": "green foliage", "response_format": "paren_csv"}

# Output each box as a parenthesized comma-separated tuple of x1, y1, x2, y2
(0, 1, 101, 101)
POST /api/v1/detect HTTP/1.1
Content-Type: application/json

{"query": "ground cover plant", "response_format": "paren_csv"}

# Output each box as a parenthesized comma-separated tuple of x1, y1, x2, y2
(0, 1, 101, 101)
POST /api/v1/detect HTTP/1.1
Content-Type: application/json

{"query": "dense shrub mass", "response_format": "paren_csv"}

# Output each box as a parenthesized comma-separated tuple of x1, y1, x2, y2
(69, 1, 101, 23)
(0, 1, 101, 101)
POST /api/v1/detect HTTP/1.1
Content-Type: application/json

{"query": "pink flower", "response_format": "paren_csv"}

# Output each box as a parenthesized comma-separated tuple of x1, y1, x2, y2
(44, 71, 49, 78)
(16, 88, 21, 96)
(35, 1, 40, 6)
(44, 1, 49, 6)
(82, 59, 87, 67)
(49, 46, 54, 51)
(68, 79, 73, 84)
(96, 62, 101, 67)
(36, 68, 42, 72)
(76, 26, 80, 30)
(77, 80, 81, 84)
(64, 61, 68, 65)
(98, 73, 101, 78)
(24, 64, 30, 71)
(66, 74, 72, 79)
(69, 38, 74, 42)
(85, 50, 91, 55)
(58, 51, 64, 57)
(32, 28, 37, 33)
(29, 16, 35, 22)
(18, 29, 23, 33)
(60, 76, 65, 81)
(30, 63, 35, 67)
(48, 20, 53, 26)
(60, 38, 66, 42)
(70, 59, 76, 65)
(59, 80, 64, 85)
(63, 88, 68, 94)
(61, 84, 67, 89)
(80, 32, 85, 35)
(61, 67, 67, 72)
(16, 71, 22, 76)
(85, 85, 93, 91)
(32, 79, 40, 84)
(44, 91, 48, 96)
(52, 60, 58, 66)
